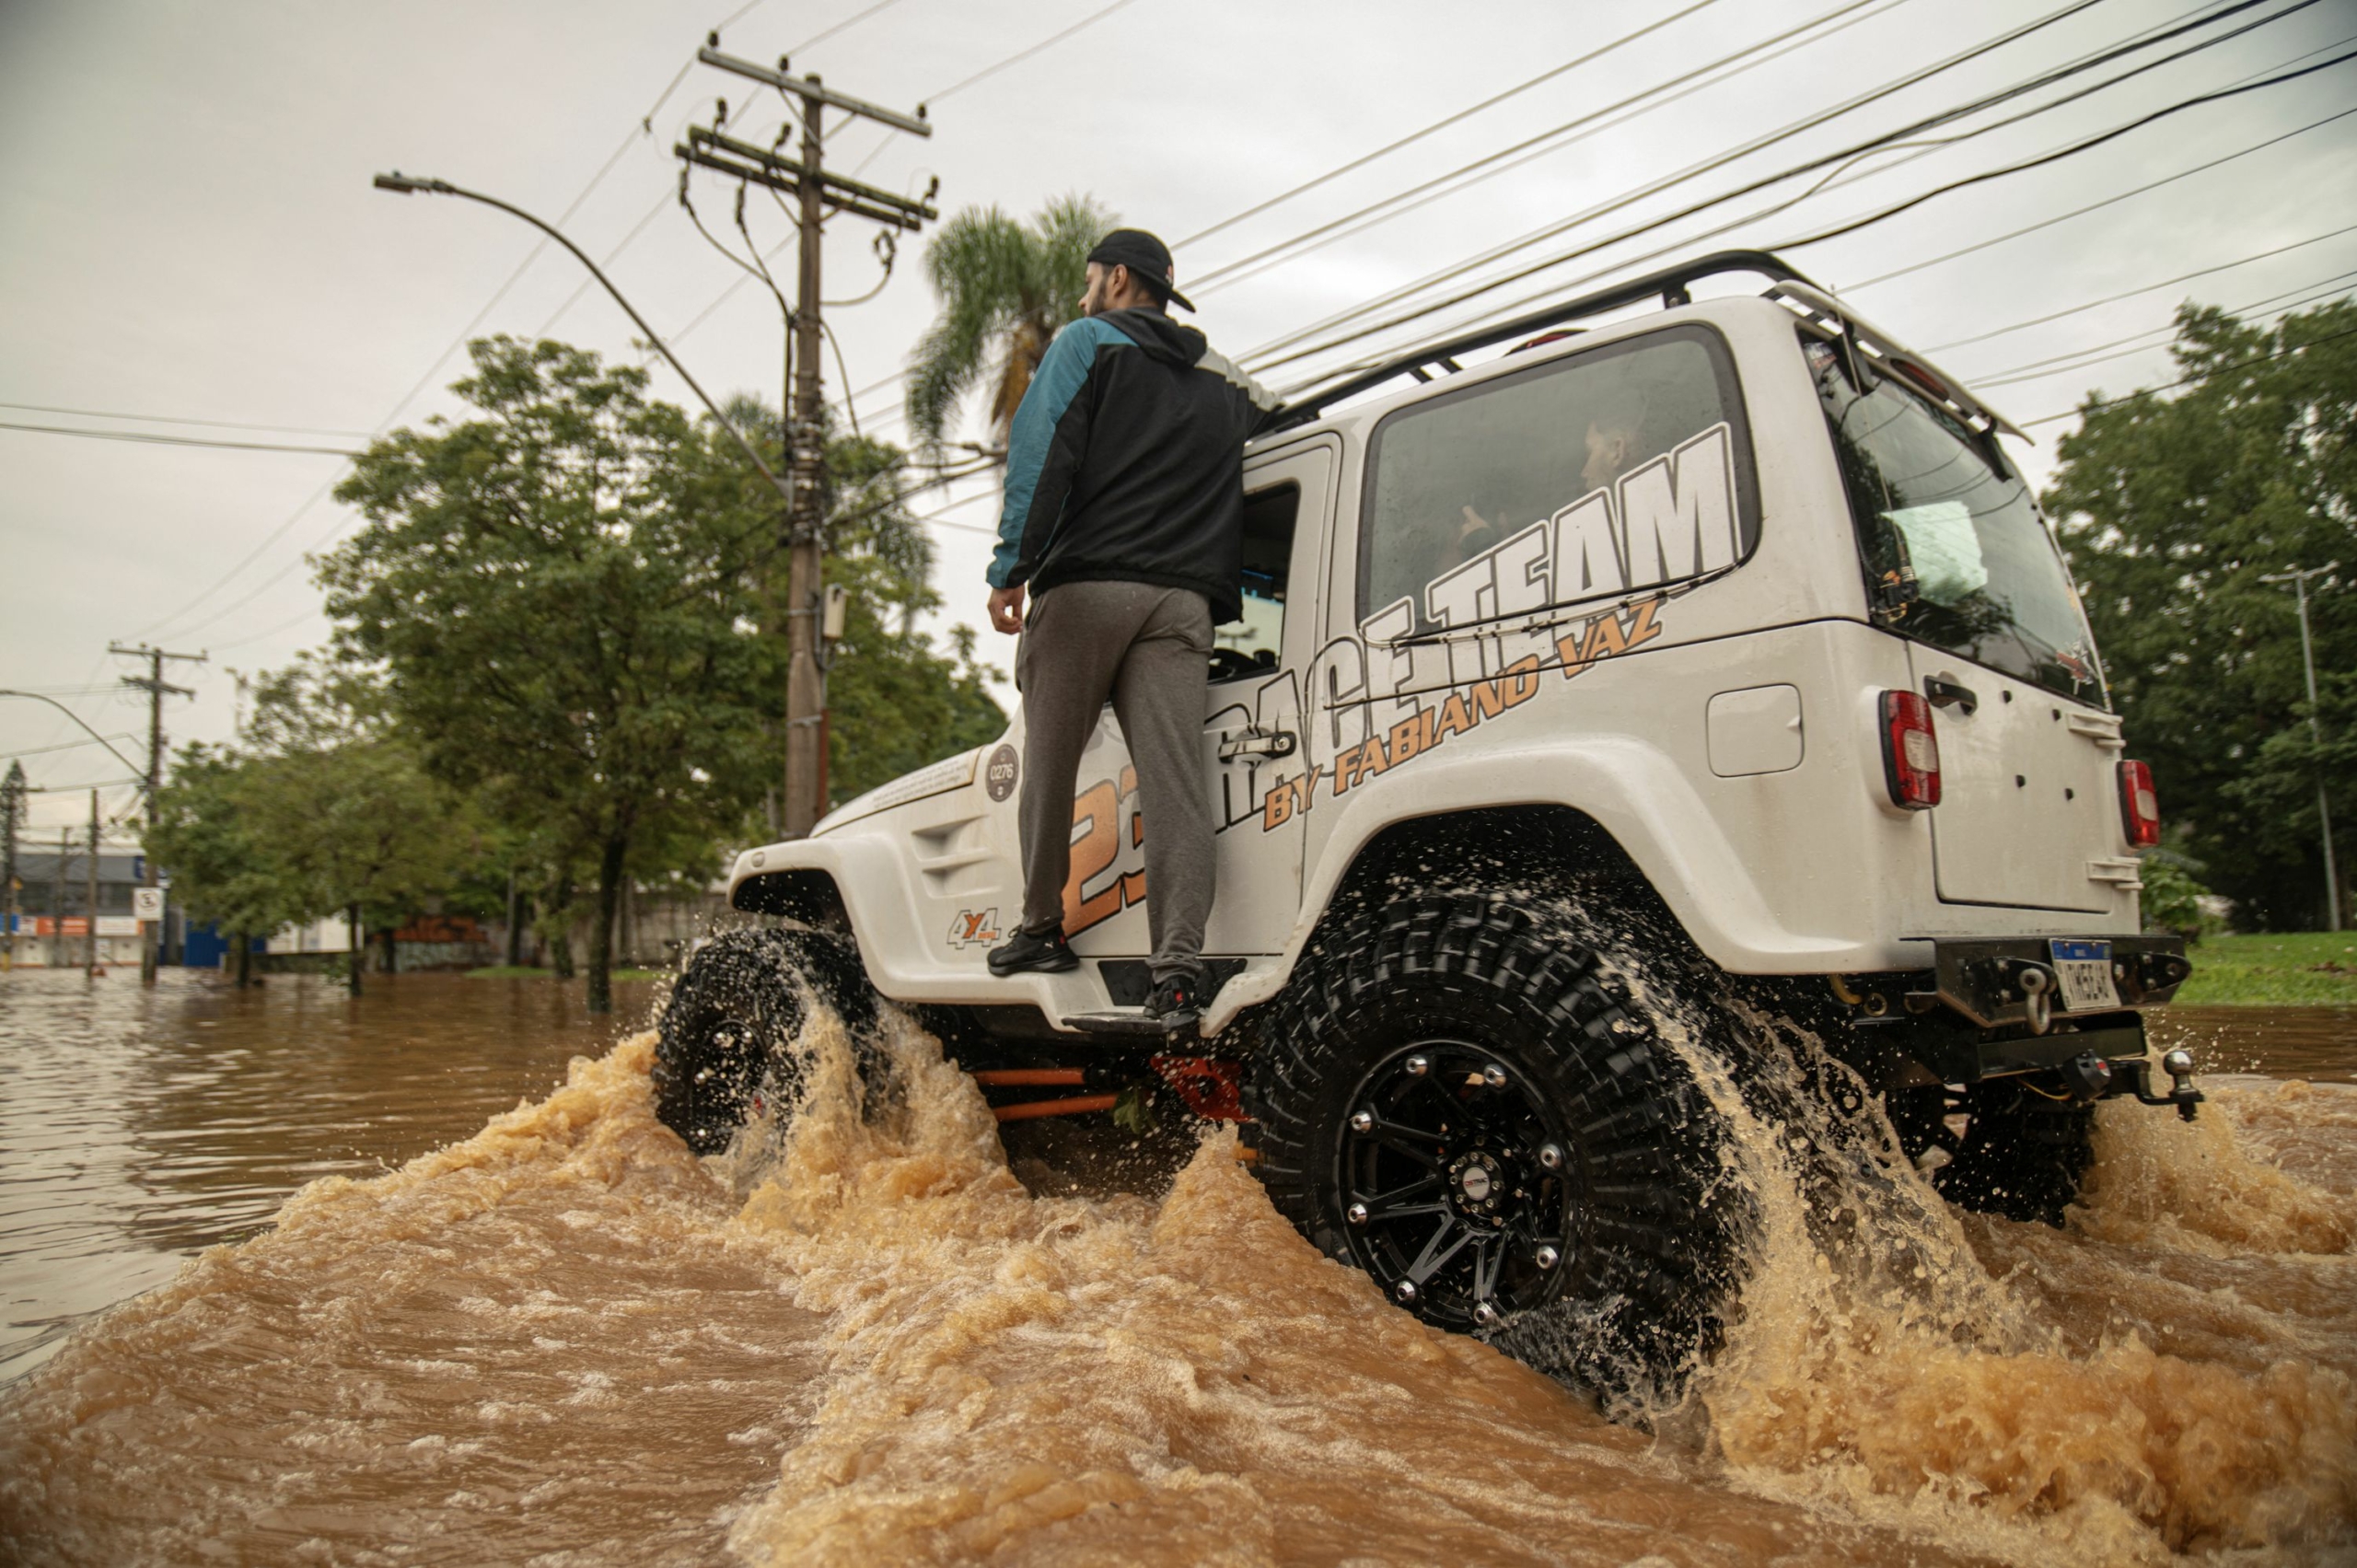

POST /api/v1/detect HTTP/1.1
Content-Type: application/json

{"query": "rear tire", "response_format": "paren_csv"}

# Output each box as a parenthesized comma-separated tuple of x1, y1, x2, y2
(1244, 894, 1749, 1400)
(652, 926, 874, 1155)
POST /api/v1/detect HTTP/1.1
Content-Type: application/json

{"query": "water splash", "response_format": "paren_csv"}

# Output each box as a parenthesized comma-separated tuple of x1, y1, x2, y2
(2, 981, 2350, 1565)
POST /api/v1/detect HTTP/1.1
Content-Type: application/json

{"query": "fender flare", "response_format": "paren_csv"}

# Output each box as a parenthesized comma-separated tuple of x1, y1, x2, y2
(1203, 734, 1866, 1034)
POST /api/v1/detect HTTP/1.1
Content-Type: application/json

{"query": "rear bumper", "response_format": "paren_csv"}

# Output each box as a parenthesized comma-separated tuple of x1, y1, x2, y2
(1832, 934, 2194, 1093)
(1918, 934, 2190, 1030)
(1886, 1011, 2147, 1086)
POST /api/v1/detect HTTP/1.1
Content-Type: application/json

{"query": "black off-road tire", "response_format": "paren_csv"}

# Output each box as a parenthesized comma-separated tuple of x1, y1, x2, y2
(1891, 1078, 2093, 1226)
(1243, 894, 1751, 1400)
(652, 926, 876, 1155)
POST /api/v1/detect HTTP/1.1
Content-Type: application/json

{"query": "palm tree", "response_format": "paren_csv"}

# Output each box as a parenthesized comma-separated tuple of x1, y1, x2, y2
(905, 194, 1113, 448)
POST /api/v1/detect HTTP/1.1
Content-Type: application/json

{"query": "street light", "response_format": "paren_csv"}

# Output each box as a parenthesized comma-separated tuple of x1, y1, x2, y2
(2259, 561, 2342, 931)
(375, 168, 835, 842)
(371, 171, 789, 505)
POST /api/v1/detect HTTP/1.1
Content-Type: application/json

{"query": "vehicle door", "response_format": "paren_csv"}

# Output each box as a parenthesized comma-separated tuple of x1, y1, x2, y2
(1060, 438, 1338, 962)
(1808, 338, 2122, 912)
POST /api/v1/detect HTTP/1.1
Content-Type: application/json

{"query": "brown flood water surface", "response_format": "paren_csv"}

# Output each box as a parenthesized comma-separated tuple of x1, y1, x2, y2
(1, 970, 2351, 1565)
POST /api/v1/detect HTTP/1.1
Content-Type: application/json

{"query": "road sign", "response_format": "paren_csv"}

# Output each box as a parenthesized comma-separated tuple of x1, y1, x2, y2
(133, 887, 165, 922)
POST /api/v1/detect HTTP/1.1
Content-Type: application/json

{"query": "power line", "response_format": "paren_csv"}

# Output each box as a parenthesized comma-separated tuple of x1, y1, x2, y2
(655, 0, 1157, 366)
(1845, 102, 2357, 290)
(1262, 5, 2346, 387)
(0, 401, 373, 438)
(0, 734, 141, 761)
(839, 0, 1898, 438)
(1920, 221, 2357, 350)
(127, 3, 788, 648)
(1178, 1, 1729, 255)
(208, 602, 328, 653)
(1188, 0, 1904, 297)
(2018, 319, 2357, 427)
(1257, 0, 2339, 377)
(158, 513, 354, 642)
(0, 420, 359, 457)
(126, 477, 343, 644)
(1972, 268, 2357, 387)
(1267, 1, 2316, 387)
(1237, 0, 2151, 372)
(923, 0, 1144, 105)
(1776, 45, 2357, 251)
(0, 693, 148, 777)
(18, 778, 145, 795)
(7, 686, 144, 699)
(791, 0, 914, 53)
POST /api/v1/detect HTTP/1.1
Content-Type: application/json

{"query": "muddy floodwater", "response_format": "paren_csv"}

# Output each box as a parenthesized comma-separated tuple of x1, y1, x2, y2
(1, 970, 2351, 1565)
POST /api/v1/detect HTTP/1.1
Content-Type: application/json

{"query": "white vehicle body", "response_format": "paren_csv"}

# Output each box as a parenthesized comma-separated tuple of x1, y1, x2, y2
(727, 262, 2184, 1055)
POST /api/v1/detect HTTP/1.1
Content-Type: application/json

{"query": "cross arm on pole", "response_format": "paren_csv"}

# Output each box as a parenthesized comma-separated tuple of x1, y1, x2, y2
(695, 44, 933, 137)
(685, 127, 938, 221)
(676, 144, 927, 232)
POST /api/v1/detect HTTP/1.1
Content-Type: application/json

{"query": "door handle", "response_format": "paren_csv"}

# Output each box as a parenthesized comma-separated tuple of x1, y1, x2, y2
(1923, 676, 1978, 714)
(1218, 728, 1298, 761)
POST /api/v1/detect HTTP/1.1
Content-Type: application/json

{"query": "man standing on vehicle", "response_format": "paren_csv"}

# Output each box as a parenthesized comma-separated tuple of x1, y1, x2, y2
(981, 227, 1279, 1028)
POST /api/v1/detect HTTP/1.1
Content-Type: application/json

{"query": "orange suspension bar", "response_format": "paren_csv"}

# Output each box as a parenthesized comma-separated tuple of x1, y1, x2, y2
(991, 1094, 1120, 1123)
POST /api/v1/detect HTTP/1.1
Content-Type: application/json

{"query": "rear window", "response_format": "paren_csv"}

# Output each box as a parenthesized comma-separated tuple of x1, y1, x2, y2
(1359, 324, 1758, 633)
(1806, 336, 2104, 704)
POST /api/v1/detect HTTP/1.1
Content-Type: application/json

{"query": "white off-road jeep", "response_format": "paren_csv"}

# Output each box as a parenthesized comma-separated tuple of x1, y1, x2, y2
(656, 250, 2198, 1394)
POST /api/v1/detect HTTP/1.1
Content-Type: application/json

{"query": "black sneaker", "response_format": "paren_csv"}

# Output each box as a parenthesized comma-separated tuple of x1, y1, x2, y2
(1144, 972, 1202, 1031)
(987, 925, 1078, 976)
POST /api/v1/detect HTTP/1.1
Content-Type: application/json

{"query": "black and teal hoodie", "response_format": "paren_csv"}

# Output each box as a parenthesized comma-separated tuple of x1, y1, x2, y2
(988, 308, 1280, 624)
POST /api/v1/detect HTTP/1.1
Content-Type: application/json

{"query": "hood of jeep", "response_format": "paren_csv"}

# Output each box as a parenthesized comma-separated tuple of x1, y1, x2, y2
(810, 748, 982, 836)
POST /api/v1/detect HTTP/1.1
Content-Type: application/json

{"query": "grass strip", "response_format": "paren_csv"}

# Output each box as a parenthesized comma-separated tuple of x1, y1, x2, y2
(2172, 931, 2357, 1006)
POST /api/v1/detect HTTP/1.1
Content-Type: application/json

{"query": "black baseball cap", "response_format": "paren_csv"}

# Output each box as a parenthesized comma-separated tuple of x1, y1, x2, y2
(1086, 228, 1194, 311)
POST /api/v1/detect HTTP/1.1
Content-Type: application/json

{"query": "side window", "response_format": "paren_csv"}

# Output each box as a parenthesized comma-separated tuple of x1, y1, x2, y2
(1805, 335, 2103, 703)
(1216, 481, 1296, 676)
(1358, 325, 1758, 633)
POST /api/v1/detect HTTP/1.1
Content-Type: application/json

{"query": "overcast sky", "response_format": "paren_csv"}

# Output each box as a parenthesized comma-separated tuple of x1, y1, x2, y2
(4, 0, 2351, 835)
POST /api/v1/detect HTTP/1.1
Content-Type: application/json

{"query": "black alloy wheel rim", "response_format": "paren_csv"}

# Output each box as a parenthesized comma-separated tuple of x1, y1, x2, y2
(1335, 1040, 1576, 1330)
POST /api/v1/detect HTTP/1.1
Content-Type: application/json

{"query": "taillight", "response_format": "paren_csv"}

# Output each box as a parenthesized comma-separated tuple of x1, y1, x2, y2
(2118, 760, 2161, 847)
(1881, 690, 1941, 809)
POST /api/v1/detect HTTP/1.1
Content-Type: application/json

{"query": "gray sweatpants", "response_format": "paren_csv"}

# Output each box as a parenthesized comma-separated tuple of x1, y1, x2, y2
(1015, 580, 1213, 982)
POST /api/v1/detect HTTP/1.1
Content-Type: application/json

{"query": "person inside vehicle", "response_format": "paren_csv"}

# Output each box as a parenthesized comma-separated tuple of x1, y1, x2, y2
(1582, 412, 1645, 494)
(1434, 397, 1653, 592)
(981, 227, 1280, 1029)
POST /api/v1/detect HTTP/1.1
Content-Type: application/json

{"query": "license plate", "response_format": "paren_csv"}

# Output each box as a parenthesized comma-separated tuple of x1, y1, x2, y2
(2049, 938, 2119, 1011)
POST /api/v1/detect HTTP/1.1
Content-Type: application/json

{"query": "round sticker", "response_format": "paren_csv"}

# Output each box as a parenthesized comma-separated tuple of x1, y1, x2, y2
(985, 744, 1019, 802)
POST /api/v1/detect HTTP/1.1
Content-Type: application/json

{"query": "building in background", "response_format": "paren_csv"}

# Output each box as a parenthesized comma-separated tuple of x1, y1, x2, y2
(4, 842, 160, 969)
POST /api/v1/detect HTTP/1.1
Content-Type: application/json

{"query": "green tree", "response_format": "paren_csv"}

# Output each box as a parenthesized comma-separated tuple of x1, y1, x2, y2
(145, 745, 305, 986)
(904, 195, 1113, 446)
(2137, 851, 2217, 941)
(2043, 296, 2356, 928)
(324, 338, 783, 1012)
(252, 662, 486, 993)
(146, 658, 484, 991)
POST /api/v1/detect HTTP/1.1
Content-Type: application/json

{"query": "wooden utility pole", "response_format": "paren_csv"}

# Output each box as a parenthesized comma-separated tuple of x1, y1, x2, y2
(2259, 563, 2342, 929)
(51, 827, 68, 969)
(2, 761, 22, 971)
(85, 790, 101, 976)
(111, 642, 205, 981)
(681, 41, 934, 834)
(784, 87, 829, 836)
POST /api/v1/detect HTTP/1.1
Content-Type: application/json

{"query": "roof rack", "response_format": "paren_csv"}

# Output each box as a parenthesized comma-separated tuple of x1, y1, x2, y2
(1765, 278, 2026, 441)
(1268, 250, 1821, 432)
